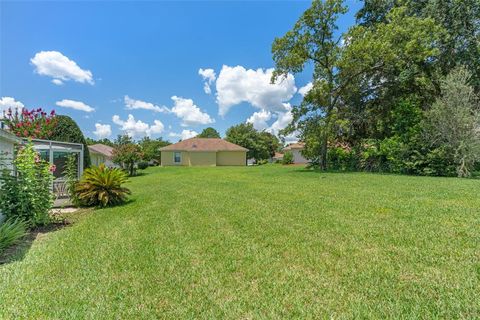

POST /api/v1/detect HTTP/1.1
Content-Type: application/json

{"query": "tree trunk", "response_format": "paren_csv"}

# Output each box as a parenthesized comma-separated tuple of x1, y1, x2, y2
(319, 104, 333, 171)
(129, 162, 135, 176)
(320, 133, 328, 170)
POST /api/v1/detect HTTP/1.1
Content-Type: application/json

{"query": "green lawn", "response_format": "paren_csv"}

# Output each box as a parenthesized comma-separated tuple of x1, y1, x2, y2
(1, 165, 479, 318)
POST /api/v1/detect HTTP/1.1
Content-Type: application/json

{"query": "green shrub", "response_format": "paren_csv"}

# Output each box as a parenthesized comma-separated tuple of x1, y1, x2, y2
(358, 140, 385, 172)
(282, 151, 294, 165)
(422, 147, 457, 177)
(137, 161, 149, 170)
(327, 146, 355, 171)
(0, 143, 54, 226)
(0, 218, 28, 254)
(256, 159, 268, 165)
(75, 164, 131, 207)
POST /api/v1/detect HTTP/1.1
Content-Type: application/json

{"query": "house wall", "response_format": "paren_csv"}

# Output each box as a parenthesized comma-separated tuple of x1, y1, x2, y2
(90, 153, 117, 168)
(188, 152, 216, 166)
(161, 151, 246, 166)
(90, 153, 106, 167)
(0, 136, 17, 223)
(161, 151, 190, 166)
(0, 137, 15, 172)
(292, 149, 308, 164)
(217, 151, 246, 166)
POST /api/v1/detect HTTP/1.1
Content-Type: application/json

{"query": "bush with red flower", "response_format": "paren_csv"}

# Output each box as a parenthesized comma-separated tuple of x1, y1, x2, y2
(2, 107, 57, 139)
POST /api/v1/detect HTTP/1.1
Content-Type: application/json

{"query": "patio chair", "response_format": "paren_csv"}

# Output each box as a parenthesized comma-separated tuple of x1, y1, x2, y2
(53, 180, 69, 200)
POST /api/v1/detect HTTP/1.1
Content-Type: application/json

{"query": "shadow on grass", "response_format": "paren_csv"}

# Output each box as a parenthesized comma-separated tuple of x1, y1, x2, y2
(291, 168, 359, 175)
(291, 167, 480, 180)
(104, 197, 136, 208)
(131, 171, 150, 177)
(0, 220, 70, 265)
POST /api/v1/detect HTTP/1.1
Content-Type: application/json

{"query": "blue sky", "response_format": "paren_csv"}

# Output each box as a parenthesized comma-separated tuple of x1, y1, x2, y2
(0, 1, 362, 142)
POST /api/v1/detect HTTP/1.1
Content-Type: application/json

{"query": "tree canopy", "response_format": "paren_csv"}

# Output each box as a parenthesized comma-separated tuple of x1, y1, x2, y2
(197, 127, 221, 138)
(86, 137, 115, 147)
(271, 0, 480, 176)
(225, 123, 279, 161)
(138, 137, 170, 164)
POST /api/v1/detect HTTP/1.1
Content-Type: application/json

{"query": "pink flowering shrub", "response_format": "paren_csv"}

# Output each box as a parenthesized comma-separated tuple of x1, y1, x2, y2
(2, 107, 57, 139)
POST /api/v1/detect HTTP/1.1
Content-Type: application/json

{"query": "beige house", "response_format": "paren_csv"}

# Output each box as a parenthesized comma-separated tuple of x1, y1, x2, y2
(284, 142, 308, 164)
(160, 138, 247, 166)
(88, 144, 117, 167)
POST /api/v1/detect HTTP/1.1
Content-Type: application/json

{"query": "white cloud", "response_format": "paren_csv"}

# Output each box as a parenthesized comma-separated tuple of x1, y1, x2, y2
(93, 123, 112, 139)
(0, 97, 24, 115)
(30, 51, 94, 85)
(149, 120, 165, 134)
(203, 83, 212, 95)
(244, 103, 294, 138)
(199, 68, 217, 94)
(199, 68, 216, 82)
(215, 65, 297, 116)
(298, 82, 313, 96)
(268, 103, 294, 136)
(56, 99, 95, 112)
(170, 96, 214, 126)
(246, 109, 272, 131)
(169, 129, 198, 140)
(283, 132, 300, 144)
(124, 95, 169, 113)
(112, 114, 164, 138)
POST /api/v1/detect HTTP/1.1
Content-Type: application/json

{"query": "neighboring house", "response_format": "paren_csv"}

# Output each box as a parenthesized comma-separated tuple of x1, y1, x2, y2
(0, 126, 21, 172)
(283, 142, 308, 164)
(160, 138, 247, 166)
(88, 144, 116, 168)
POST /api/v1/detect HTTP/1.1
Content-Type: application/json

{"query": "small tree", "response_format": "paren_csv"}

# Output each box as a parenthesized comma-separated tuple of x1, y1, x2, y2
(197, 127, 221, 138)
(112, 143, 142, 176)
(2, 108, 56, 139)
(424, 67, 480, 177)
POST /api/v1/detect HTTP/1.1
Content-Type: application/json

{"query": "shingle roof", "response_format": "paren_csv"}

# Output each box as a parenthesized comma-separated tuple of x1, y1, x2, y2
(159, 138, 248, 152)
(88, 144, 114, 157)
(284, 142, 305, 151)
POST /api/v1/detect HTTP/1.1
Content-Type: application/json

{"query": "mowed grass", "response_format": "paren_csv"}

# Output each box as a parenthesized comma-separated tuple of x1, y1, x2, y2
(1, 165, 479, 318)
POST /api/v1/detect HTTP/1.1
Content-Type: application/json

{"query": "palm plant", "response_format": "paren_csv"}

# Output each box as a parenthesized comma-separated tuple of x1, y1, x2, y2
(75, 164, 131, 207)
